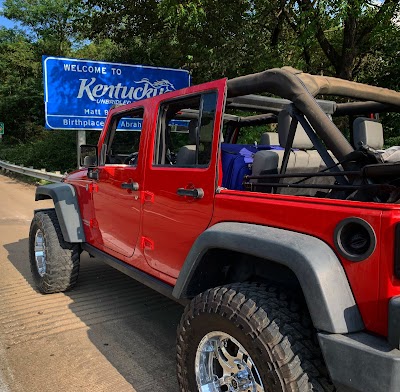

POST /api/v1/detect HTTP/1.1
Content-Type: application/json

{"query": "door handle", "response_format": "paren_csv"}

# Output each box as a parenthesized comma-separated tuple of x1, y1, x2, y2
(176, 188, 204, 199)
(121, 182, 139, 191)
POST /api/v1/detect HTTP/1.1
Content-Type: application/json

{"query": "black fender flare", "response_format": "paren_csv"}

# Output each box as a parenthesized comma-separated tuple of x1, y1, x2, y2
(173, 222, 364, 334)
(35, 183, 85, 243)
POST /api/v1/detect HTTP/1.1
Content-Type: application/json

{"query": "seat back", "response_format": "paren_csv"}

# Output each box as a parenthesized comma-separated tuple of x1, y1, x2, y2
(252, 110, 330, 196)
(176, 119, 198, 166)
(353, 117, 384, 150)
(260, 132, 279, 146)
(277, 110, 313, 150)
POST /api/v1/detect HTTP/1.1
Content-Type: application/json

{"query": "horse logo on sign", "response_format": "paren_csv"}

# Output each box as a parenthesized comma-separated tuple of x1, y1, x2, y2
(135, 78, 176, 94)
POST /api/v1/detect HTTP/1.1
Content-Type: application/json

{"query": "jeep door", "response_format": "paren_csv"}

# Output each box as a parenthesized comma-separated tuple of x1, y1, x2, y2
(141, 79, 226, 279)
(90, 107, 145, 258)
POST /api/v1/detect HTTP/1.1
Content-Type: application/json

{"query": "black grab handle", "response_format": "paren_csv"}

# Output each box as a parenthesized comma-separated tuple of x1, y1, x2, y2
(121, 182, 139, 191)
(176, 188, 204, 199)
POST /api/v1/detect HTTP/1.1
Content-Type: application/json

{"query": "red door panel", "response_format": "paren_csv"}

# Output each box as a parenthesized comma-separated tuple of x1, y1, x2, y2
(92, 166, 141, 257)
(141, 79, 227, 278)
(90, 108, 145, 259)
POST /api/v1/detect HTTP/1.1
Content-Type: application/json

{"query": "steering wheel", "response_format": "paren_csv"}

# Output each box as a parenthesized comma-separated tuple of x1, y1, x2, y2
(166, 150, 177, 165)
(124, 152, 139, 165)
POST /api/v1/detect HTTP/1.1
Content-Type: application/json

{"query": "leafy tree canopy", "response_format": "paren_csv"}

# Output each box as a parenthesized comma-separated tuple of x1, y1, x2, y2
(0, 0, 398, 168)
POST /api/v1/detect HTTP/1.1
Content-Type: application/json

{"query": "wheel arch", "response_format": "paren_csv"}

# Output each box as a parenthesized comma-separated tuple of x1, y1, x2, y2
(35, 183, 85, 243)
(173, 222, 364, 334)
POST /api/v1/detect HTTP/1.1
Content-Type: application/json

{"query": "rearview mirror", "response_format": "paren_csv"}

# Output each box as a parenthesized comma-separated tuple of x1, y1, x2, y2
(80, 145, 98, 167)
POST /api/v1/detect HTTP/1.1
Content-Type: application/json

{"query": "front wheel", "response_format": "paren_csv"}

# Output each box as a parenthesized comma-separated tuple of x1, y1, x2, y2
(176, 282, 334, 392)
(29, 209, 80, 293)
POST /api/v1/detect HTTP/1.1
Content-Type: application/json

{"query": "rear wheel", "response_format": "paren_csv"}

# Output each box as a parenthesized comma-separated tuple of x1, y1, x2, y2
(176, 282, 335, 392)
(195, 330, 265, 391)
(29, 209, 80, 293)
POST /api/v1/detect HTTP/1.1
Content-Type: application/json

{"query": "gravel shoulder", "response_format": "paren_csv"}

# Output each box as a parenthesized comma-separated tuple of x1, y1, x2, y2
(0, 174, 181, 392)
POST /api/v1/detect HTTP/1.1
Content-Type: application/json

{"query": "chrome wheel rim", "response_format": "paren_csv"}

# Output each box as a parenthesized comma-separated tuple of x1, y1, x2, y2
(34, 229, 46, 277)
(195, 331, 265, 392)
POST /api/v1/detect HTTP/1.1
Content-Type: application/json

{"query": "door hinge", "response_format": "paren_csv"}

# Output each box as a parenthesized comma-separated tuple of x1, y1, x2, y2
(216, 186, 227, 194)
(86, 183, 99, 193)
(89, 218, 98, 229)
(140, 191, 154, 204)
(140, 236, 154, 251)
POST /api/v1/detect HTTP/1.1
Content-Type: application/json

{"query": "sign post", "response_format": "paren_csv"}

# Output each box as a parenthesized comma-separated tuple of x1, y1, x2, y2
(0, 122, 4, 143)
(77, 130, 86, 168)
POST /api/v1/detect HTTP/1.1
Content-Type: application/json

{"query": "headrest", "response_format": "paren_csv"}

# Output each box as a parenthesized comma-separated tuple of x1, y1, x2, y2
(260, 132, 279, 146)
(188, 119, 198, 144)
(353, 117, 383, 150)
(277, 110, 313, 149)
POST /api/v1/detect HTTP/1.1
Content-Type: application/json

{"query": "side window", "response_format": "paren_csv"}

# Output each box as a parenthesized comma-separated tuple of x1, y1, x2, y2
(153, 92, 218, 167)
(105, 108, 144, 165)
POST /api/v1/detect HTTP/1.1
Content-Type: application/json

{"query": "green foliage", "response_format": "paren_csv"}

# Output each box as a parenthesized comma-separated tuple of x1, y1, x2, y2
(0, 28, 44, 143)
(80, 0, 281, 82)
(0, 131, 78, 172)
(74, 39, 118, 62)
(278, 0, 400, 79)
(0, 0, 399, 173)
(236, 126, 275, 145)
(3, 0, 80, 54)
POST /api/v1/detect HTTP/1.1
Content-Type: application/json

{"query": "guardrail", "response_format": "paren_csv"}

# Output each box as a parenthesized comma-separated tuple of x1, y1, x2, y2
(0, 160, 63, 182)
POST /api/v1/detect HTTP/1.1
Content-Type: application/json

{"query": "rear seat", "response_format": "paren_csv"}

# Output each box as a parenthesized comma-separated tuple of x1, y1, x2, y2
(352, 117, 400, 163)
(221, 143, 274, 190)
(252, 111, 331, 196)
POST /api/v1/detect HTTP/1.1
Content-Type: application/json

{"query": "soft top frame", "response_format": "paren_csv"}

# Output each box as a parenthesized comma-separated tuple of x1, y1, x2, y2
(227, 67, 400, 163)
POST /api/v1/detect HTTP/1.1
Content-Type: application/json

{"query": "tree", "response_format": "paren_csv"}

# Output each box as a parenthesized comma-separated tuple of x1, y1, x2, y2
(0, 28, 44, 142)
(77, 0, 165, 64)
(2, 0, 80, 55)
(79, 0, 282, 82)
(0, 0, 399, 153)
(277, 0, 400, 79)
(158, 0, 278, 81)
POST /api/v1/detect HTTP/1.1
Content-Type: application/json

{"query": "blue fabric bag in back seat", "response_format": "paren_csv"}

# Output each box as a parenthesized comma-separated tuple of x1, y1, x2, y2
(221, 143, 274, 190)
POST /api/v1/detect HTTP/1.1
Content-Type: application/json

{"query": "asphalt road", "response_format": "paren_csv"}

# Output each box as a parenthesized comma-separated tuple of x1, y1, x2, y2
(0, 174, 182, 392)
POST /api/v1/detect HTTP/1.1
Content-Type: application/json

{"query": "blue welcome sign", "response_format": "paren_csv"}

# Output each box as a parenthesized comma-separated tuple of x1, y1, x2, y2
(43, 56, 190, 130)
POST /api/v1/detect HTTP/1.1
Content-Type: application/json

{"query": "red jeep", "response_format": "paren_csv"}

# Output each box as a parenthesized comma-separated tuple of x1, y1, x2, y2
(30, 67, 400, 392)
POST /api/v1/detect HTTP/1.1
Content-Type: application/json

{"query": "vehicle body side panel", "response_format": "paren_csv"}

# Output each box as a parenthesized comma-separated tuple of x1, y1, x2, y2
(210, 190, 387, 335)
(173, 222, 364, 334)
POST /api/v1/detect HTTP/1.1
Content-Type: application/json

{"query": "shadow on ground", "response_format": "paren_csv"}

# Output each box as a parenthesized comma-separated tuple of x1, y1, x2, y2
(4, 238, 183, 392)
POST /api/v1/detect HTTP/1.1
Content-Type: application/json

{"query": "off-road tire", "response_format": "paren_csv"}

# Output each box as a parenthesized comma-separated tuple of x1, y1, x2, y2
(176, 282, 335, 392)
(29, 209, 80, 293)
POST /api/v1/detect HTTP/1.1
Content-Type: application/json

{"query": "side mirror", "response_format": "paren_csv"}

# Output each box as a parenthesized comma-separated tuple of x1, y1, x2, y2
(80, 145, 98, 168)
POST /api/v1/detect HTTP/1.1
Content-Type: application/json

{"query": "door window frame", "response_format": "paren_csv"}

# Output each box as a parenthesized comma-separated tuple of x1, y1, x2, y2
(152, 91, 219, 169)
(99, 106, 145, 166)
